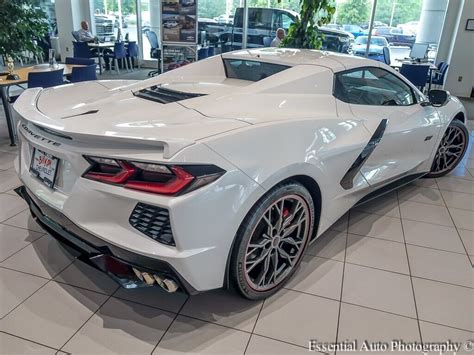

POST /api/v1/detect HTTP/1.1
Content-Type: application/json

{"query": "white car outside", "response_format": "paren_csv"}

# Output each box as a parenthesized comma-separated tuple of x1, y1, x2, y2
(13, 48, 468, 299)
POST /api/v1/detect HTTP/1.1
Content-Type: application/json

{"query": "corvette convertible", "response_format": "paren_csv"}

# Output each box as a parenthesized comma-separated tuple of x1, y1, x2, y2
(13, 48, 468, 299)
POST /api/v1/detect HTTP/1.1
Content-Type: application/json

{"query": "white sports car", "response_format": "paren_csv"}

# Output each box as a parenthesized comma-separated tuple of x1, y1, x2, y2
(13, 48, 469, 299)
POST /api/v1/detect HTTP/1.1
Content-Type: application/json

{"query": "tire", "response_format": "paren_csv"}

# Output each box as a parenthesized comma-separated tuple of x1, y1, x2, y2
(425, 120, 469, 178)
(230, 182, 316, 300)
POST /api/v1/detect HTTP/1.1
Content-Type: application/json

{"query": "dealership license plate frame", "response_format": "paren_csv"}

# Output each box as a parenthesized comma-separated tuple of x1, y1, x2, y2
(30, 148, 60, 189)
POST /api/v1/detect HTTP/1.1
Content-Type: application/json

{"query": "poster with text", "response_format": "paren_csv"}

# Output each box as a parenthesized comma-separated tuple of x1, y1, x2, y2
(162, 0, 197, 44)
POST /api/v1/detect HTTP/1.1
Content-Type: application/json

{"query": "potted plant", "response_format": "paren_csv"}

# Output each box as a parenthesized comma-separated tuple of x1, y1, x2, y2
(0, 0, 49, 77)
(280, 0, 336, 49)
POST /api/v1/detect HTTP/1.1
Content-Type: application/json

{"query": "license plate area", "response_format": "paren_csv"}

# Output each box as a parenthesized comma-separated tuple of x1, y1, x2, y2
(30, 148, 60, 189)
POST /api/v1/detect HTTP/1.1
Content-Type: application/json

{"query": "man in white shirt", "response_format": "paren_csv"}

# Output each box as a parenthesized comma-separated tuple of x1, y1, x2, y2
(77, 21, 95, 42)
(270, 28, 285, 47)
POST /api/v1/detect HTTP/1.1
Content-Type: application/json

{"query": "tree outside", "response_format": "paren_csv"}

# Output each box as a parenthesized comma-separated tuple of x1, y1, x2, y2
(336, 0, 369, 25)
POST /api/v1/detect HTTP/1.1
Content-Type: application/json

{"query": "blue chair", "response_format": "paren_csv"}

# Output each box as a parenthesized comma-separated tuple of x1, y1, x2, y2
(71, 31, 80, 41)
(208, 47, 215, 57)
(198, 47, 209, 60)
(104, 42, 129, 74)
(432, 63, 449, 87)
(126, 41, 139, 70)
(73, 41, 92, 58)
(28, 68, 64, 88)
(71, 64, 97, 83)
(145, 31, 161, 76)
(65, 57, 95, 65)
(263, 36, 272, 47)
(382, 46, 391, 65)
(400, 63, 430, 91)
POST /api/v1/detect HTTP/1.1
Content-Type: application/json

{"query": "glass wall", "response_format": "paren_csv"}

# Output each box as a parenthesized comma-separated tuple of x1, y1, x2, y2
(92, 0, 138, 42)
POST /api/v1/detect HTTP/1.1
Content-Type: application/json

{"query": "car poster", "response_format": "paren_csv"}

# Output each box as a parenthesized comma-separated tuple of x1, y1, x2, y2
(162, 0, 197, 44)
(162, 46, 196, 72)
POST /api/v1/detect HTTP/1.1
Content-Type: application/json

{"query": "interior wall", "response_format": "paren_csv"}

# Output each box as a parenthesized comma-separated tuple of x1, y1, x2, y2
(443, 0, 474, 98)
(54, 0, 94, 60)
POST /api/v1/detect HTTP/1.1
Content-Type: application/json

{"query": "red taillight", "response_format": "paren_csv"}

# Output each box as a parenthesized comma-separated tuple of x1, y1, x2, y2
(82, 156, 225, 196)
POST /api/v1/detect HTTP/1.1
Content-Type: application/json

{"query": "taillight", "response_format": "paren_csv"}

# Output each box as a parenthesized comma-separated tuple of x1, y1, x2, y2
(82, 156, 225, 195)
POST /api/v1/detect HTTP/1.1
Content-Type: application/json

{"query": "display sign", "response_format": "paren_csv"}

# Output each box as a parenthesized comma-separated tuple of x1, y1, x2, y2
(162, 0, 197, 44)
(162, 46, 196, 72)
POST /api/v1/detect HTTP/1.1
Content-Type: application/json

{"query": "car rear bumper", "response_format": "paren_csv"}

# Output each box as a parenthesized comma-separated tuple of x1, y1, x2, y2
(15, 185, 198, 295)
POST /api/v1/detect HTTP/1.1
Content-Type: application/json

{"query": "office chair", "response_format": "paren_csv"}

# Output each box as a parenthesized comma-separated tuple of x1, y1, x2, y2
(71, 64, 97, 82)
(73, 41, 92, 58)
(145, 31, 161, 76)
(400, 63, 430, 91)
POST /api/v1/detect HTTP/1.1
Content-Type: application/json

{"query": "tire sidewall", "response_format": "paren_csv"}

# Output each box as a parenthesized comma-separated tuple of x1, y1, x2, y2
(230, 182, 316, 300)
(426, 120, 469, 179)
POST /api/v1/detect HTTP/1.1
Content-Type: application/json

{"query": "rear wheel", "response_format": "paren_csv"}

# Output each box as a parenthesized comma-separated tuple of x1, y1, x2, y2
(230, 182, 315, 300)
(426, 120, 469, 178)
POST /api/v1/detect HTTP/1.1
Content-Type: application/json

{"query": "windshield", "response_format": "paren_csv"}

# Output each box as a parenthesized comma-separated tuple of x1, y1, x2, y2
(223, 59, 289, 81)
(355, 37, 387, 46)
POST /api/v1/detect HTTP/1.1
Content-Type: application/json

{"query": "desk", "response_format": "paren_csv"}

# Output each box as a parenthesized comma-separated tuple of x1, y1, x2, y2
(391, 61, 438, 91)
(0, 64, 80, 146)
(88, 42, 115, 74)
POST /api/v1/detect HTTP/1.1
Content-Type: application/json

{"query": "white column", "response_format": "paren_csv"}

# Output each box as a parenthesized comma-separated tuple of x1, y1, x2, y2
(416, 0, 448, 44)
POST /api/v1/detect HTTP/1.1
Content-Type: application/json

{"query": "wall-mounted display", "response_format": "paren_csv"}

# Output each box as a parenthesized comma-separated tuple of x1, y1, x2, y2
(162, 0, 197, 44)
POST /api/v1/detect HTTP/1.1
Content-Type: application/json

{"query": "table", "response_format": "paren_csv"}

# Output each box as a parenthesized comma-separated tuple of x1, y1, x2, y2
(0, 64, 80, 146)
(391, 60, 438, 91)
(88, 42, 115, 75)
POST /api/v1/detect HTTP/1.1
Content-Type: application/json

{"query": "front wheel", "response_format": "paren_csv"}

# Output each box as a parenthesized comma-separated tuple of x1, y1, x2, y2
(426, 120, 469, 178)
(230, 182, 315, 300)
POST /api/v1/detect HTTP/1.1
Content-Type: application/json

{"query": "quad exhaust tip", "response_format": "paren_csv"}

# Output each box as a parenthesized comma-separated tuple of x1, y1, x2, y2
(132, 268, 179, 293)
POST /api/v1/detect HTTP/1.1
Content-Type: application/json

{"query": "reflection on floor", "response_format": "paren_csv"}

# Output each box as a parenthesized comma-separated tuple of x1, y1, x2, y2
(0, 108, 473, 353)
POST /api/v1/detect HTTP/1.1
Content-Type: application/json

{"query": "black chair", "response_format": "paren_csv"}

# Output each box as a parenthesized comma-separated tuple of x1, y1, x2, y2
(71, 64, 97, 82)
(145, 31, 161, 76)
(65, 57, 95, 65)
(73, 41, 92, 58)
(400, 63, 430, 91)
(382, 46, 391, 65)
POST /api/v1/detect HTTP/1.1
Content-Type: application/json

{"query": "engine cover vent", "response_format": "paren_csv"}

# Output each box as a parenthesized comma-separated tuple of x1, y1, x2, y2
(133, 86, 205, 104)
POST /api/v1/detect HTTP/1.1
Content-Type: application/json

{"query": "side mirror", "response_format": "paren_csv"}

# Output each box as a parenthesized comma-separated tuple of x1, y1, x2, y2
(428, 89, 449, 107)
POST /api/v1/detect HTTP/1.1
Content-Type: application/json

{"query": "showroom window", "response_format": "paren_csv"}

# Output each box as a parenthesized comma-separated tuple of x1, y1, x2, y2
(334, 67, 416, 106)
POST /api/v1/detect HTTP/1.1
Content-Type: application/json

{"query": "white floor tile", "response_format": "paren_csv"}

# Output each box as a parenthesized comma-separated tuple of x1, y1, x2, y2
(286, 255, 343, 300)
(0, 152, 16, 170)
(449, 207, 474, 231)
(419, 321, 474, 354)
(437, 177, 474, 194)
(246, 335, 307, 355)
(398, 185, 444, 206)
(402, 220, 466, 254)
(0, 170, 21, 193)
(113, 286, 188, 314)
(0, 224, 43, 262)
(353, 192, 400, 218)
(54, 259, 119, 295)
(254, 289, 339, 347)
(0, 332, 57, 354)
(327, 213, 349, 232)
(458, 229, 474, 257)
(0, 267, 48, 318)
(345, 234, 409, 274)
(1, 235, 76, 279)
(306, 229, 346, 262)
(399, 200, 454, 227)
(407, 245, 473, 288)
(153, 315, 250, 354)
(342, 264, 416, 318)
(338, 303, 420, 345)
(445, 165, 474, 180)
(441, 190, 474, 211)
(348, 212, 404, 242)
(0, 194, 26, 223)
(413, 278, 474, 331)
(63, 297, 174, 355)
(3, 209, 45, 233)
(0, 282, 108, 348)
(410, 179, 438, 189)
(180, 289, 263, 332)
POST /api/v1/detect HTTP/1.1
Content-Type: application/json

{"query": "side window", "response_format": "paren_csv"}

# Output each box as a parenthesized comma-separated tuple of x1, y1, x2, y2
(281, 13, 294, 30)
(334, 67, 416, 106)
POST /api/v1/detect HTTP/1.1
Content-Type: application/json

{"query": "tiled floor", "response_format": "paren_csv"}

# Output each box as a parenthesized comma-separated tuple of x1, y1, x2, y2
(0, 120, 473, 354)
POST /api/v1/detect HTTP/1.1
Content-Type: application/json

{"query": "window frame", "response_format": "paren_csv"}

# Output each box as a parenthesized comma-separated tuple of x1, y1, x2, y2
(222, 58, 291, 82)
(332, 66, 419, 107)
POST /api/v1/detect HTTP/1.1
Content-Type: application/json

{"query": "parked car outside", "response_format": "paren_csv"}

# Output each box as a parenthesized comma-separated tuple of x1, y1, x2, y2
(351, 35, 388, 56)
(342, 24, 364, 38)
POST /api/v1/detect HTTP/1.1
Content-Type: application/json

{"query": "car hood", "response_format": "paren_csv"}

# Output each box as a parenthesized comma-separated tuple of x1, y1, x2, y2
(13, 80, 250, 157)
